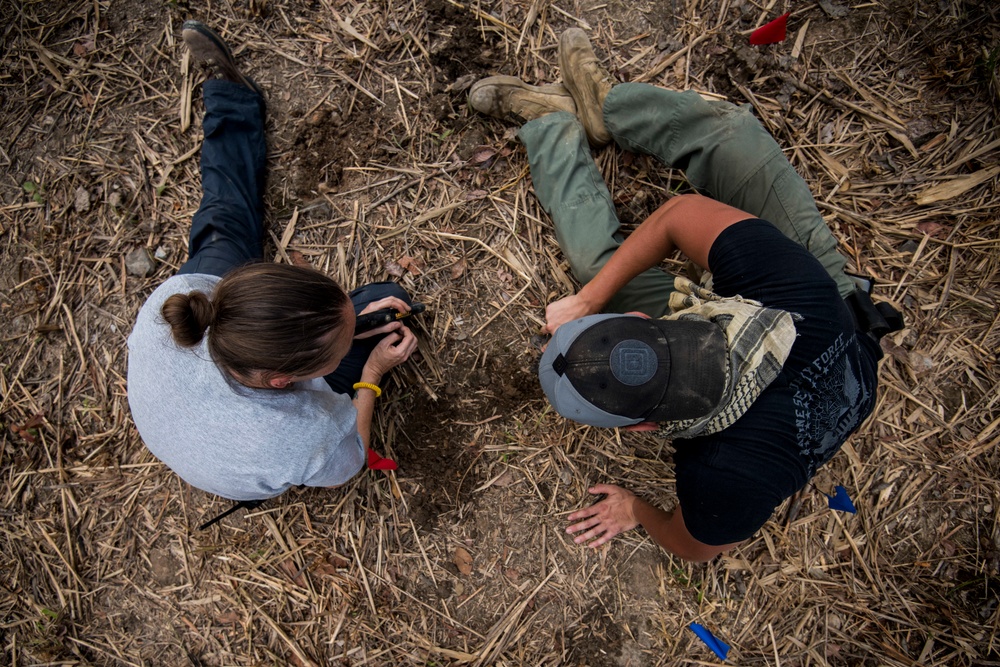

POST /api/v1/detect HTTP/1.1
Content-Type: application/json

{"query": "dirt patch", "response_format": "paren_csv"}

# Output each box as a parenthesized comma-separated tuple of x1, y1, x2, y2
(567, 604, 626, 666)
(427, 0, 499, 83)
(149, 546, 184, 587)
(394, 333, 541, 530)
(289, 98, 395, 197)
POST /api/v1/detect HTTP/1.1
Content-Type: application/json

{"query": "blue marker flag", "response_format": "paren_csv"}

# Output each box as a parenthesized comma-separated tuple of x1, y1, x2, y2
(689, 623, 729, 661)
(826, 485, 857, 513)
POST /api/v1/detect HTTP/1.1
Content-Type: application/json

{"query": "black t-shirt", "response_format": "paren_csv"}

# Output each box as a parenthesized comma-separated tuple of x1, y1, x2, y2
(673, 218, 882, 546)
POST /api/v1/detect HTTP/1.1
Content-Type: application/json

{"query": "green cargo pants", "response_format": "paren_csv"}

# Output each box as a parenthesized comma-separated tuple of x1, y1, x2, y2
(517, 83, 854, 317)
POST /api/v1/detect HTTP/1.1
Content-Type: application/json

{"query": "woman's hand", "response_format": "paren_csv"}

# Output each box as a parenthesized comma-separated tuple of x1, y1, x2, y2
(543, 293, 598, 335)
(354, 297, 414, 340)
(363, 325, 418, 378)
(566, 484, 640, 548)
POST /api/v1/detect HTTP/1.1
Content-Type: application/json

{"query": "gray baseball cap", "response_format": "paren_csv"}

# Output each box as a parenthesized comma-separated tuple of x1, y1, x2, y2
(538, 314, 729, 428)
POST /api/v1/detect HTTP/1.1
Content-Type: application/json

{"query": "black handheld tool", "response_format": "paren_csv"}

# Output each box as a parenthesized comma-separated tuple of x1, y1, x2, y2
(355, 302, 426, 335)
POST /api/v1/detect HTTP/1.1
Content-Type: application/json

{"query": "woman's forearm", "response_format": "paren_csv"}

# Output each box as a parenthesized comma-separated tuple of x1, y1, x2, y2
(351, 366, 383, 449)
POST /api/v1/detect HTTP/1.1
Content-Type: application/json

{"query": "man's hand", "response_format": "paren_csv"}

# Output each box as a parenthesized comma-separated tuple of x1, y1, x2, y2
(543, 293, 598, 335)
(566, 484, 640, 548)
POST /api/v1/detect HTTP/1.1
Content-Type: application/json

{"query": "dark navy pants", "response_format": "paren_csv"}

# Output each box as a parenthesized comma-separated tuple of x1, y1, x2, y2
(178, 80, 409, 394)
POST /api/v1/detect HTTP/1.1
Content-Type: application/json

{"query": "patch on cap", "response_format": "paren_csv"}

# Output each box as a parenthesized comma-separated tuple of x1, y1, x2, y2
(609, 340, 657, 386)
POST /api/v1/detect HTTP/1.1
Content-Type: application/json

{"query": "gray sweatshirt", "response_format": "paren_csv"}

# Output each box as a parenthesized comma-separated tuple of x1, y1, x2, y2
(127, 274, 364, 500)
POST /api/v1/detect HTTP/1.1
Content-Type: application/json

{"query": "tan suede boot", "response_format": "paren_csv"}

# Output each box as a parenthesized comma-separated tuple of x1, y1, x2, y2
(558, 28, 615, 147)
(469, 75, 576, 124)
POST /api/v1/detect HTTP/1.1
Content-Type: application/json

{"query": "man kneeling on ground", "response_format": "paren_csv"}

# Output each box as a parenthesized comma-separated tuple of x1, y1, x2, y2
(469, 29, 892, 562)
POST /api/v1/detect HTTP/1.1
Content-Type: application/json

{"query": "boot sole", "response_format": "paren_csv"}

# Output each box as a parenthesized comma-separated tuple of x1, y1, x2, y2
(559, 30, 611, 147)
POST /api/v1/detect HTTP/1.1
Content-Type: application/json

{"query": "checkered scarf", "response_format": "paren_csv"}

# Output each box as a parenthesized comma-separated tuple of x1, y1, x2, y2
(656, 275, 799, 439)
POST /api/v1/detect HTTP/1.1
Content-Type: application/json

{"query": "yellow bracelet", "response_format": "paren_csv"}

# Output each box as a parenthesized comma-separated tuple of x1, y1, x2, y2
(352, 382, 382, 398)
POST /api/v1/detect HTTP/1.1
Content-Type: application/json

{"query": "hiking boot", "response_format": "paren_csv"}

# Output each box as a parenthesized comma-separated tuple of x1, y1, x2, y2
(469, 76, 576, 124)
(182, 20, 262, 96)
(558, 28, 614, 147)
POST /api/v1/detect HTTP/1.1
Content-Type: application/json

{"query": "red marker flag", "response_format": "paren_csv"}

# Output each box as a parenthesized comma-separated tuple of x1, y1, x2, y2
(750, 13, 789, 45)
(367, 448, 398, 471)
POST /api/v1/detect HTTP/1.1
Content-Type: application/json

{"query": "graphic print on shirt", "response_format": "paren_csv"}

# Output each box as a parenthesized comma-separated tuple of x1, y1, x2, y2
(791, 333, 874, 475)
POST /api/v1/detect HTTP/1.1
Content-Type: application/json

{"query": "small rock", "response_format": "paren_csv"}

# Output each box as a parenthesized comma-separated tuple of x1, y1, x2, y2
(107, 191, 122, 208)
(306, 109, 328, 126)
(446, 74, 477, 93)
(908, 351, 934, 374)
(818, 0, 850, 18)
(154, 246, 168, 260)
(74, 187, 90, 213)
(898, 239, 920, 254)
(125, 247, 155, 277)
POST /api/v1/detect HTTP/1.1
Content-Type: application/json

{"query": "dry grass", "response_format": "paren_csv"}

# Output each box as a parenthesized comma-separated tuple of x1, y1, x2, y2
(2, 0, 999, 665)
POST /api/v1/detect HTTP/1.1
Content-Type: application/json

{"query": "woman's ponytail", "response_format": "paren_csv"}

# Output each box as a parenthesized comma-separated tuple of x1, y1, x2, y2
(161, 291, 215, 347)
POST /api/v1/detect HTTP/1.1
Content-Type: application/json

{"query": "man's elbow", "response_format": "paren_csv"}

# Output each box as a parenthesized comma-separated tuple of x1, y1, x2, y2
(668, 540, 740, 563)
(674, 547, 728, 563)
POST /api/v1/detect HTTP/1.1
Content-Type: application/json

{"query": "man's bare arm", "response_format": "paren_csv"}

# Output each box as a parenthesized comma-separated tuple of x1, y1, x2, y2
(566, 484, 740, 563)
(544, 194, 754, 333)
(635, 503, 740, 563)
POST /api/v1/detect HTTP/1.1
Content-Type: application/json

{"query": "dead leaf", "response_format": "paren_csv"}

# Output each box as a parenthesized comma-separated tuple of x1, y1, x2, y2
(916, 221, 945, 237)
(471, 146, 496, 165)
(450, 258, 467, 280)
(464, 189, 488, 200)
(398, 255, 423, 275)
(385, 260, 405, 277)
(10, 414, 45, 443)
(216, 611, 240, 625)
(314, 555, 348, 576)
(314, 562, 338, 576)
(493, 470, 515, 487)
(880, 338, 909, 364)
(453, 547, 473, 575)
(73, 38, 95, 57)
(287, 250, 312, 268)
(279, 559, 307, 588)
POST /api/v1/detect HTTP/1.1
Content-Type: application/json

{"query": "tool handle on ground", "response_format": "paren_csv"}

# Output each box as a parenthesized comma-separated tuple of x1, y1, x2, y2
(355, 302, 425, 335)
